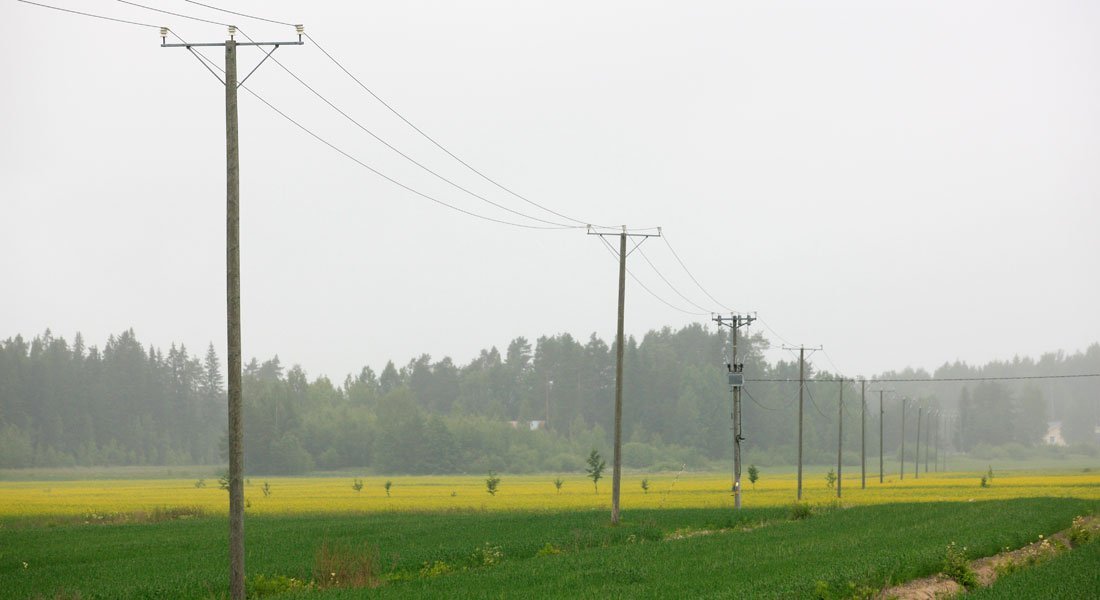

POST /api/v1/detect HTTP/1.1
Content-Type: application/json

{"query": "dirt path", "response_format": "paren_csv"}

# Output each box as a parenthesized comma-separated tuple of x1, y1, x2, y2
(878, 515, 1097, 599)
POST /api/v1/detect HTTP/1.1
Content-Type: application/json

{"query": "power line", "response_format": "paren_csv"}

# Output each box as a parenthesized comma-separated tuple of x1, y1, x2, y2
(228, 28, 581, 229)
(174, 44, 575, 231)
(747, 373, 1100, 383)
(742, 386, 793, 412)
(184, 0, 296, 27)
(597, 236, 708, 316)
(660, 232, 736, 313)
(17, 0, 160, 28)
(117, 0, 229, 27)
(636, 246, 716, 313)
(184, 0, 607, 229)
(804, 384, 830, 419)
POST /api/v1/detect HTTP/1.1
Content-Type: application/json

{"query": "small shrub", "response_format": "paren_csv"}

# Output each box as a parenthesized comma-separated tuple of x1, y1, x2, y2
(748, 465, 759, 489)
(942, 541, 978, 589)
(471, 543, 504, 567)
(980, 476, 989, 488)
(384, 480, 392, 497)
(585, 449, 606, 494)
(313, 540, 381, 590)
(789, 502, 813, 521)
(261, 481, 271, 497)
(536, 542, 561, 557)
(248, 573, 312, 597)
(987, 465, 994, 482)
(486, 471, 501, 496)
(553, 477, 564, 494)
(1068, 516, 1094, 546)
(641, 478, 649, 494)
(352, 478, 363, 493)
(418, 560, 453, 578)
(218, 470, 230, 492)
(825, 469, 837, 490)
(194, 478, 206, 489)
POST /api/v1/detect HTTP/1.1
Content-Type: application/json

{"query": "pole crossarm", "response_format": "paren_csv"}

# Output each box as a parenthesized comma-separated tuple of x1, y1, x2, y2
(161, 41, 305, 47)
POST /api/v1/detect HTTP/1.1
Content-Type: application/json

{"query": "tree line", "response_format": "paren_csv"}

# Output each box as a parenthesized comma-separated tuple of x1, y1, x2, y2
(0, 326, 1096, 472)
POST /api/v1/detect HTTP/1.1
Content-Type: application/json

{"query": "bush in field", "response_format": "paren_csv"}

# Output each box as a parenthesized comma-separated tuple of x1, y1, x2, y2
(585, 449, 606, 494)
(352, 478, 363, 493)
(789, 502, 813, 520)
(641, 478, 649, 494)
(261, 481, 271, 497)
(942, 541, 978, 589)
(314, 540, 381, 590)
(384, 480, 392, 496)
(553, 477, 564, 494)
(486, 471, 501, 496)
(218, 470, 230, 492)
(748, 465, 759, 489)
(194, 478, 206, 489)
(825, 469, 837, 490)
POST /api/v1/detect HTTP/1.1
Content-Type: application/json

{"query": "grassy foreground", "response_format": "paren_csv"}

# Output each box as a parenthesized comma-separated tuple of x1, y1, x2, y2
(2, 468, 1099, 598)
(3, 498, 1097, 599)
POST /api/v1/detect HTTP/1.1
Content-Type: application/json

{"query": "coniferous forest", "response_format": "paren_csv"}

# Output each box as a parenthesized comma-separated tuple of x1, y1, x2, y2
(1, 327, 1097, 473)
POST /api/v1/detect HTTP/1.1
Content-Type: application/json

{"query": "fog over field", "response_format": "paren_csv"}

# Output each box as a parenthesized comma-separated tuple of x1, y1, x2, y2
(2, 0, 1098, 383)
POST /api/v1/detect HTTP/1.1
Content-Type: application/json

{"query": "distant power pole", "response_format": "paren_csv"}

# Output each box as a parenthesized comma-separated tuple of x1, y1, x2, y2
(161, 25, 304, 600)
(783, 345, 820, 501)
(925, 408, 932, 473)
(900, 398, 907, 481)
(860, 380, 866, 490)
(836, 379, 843, 499)
(915, 405, 922, 480)
(588, 225, 660, 525)
(714, 313, 755, 510)
(879, 390, 885, 484)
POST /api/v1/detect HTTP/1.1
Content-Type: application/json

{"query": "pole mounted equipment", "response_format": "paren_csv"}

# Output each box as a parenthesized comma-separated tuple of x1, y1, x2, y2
(712, 313, 755, 510)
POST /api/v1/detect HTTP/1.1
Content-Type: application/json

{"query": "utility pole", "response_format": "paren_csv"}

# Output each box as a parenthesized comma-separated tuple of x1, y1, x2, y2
(915, 405, 922, 480)
(900, 398, 907, 481)
(588, 225, 660, 525)
(545, 379, 553, 432)
(783, 345, 820, 501)
(860, 380, 866, 490)
(161, 25, 304, 600)
(879, 390, 885, 483)
(713, 313, 755, 510)
(837, 379, 843, 499)
(925, 408, 932, 473)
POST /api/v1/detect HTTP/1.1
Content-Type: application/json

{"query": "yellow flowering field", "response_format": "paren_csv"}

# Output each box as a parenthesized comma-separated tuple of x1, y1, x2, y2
(2, 468, 1098, 520)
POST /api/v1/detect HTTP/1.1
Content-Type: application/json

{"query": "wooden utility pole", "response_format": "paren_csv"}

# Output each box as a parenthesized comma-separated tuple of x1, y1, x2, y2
(860, 380, 866, 489)
(900, 398, 907, 480)
(783, 345, 819, 501)
(915, 405, 922, 480)
(714, 313, 754, 510)
(588, 226, 660, 525)
(224, 39, 244, 600)
(924, 408, 932, 473)
(161, 26, 304, 600)
(879, 390, 885, 484)
(798, 347, 805, 500)
(837, 379, 843, 498)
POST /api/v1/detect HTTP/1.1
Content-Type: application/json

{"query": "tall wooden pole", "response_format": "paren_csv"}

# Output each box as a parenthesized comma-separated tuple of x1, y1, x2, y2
(915, 406, 922, 480)
(836, 380, 843, 498)
(860, 380, 866, 489)
(225, 39, 245, 600)
(797, 347, 805, 501)
(900, 398, 906, 480)
(732, 322, 742, 510)
(611, 230, 626, 525)
(879, 390, 884, 484)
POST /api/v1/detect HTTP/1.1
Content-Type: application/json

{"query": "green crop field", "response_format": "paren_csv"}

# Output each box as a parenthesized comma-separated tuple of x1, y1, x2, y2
(3, 492, 1098, 599)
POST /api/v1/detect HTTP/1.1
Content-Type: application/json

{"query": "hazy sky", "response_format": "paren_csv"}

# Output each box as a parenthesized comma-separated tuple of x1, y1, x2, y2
(3, 0, 1098, 381)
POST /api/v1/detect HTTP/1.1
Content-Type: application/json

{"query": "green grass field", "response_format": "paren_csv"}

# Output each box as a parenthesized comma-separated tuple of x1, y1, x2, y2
(968, 535, 1100, 600)
(3, 497, 1098, 598)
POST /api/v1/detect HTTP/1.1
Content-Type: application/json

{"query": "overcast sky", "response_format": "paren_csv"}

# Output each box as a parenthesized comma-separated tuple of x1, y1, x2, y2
(3, 0, 1097, 381)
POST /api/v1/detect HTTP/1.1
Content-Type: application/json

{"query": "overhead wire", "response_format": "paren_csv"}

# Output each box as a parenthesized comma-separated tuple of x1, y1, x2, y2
(747, 373, 1100, 383)
(636, 245, 718, 314)
(661, 232, 737, 313)
(183, 0, 609, 229)
(17, 0, 160, 28)
(117, 0, 228, 27)
(163, 30, 573, 231)
(596, 236, 710, 316)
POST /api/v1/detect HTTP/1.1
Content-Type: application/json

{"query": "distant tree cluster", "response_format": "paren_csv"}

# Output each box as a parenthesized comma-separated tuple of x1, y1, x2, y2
(1, 327, 1097, 472)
